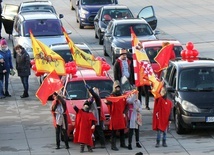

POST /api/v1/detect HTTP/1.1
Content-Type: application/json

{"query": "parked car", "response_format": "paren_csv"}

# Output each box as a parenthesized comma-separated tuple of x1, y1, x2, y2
(103, 18, 157, 64)
(1, 0, 63, 36)
(161, 57, 214, 134)
(141, 39, 183, 76)
(61, 69, 113, 138)
(11, 12, 71, 59)
(49, 42, 92, 63)
(75, 0, 118, 29)
(94, 5, 157, 45)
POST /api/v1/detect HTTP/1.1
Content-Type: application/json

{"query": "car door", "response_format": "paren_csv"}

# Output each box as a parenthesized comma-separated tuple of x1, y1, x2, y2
(104, 21, 114, 56)
(1, 4, 19, 35)
(137, 6, 157, 30)
(94, 8, 102, 37)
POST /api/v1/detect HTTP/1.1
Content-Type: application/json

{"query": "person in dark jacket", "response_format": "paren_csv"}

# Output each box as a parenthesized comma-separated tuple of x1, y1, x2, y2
(113, 48, 134, 86)
(85, 84, 106, 148)
(0, 0, 2, 39)
(0, 39, 14, 97)
(51, 92, 69, 149)
(14, 45, 31, 98)
(0, 54, 6, 98)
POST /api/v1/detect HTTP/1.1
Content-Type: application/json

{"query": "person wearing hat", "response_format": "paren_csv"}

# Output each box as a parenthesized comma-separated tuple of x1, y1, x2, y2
(72, 100, 97, 153)
(0, 39, 14, 97)
(105, 80, 128, 151)
(51, 92, 70, 149)
(0, 54, 6, 98)
(113, 48, 134, 86)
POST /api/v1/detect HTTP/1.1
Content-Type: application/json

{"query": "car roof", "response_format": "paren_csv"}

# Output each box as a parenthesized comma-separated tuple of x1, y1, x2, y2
(20, 1, 52, 7)
(171, 58, 214, 69)
(50, 42, 91, 51)
(102, 5, 129, 9)
(68, 69, 112, 82)
(111, 18, 148, 24)
(141, 40, 182, 47)
(18, 12, 58, 20)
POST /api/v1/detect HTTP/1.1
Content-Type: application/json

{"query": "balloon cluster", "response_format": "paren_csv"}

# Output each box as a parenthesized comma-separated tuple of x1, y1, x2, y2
(65, 61, 77, 75)
(181, 42, 199, 62)
(96, 57, 111, 76)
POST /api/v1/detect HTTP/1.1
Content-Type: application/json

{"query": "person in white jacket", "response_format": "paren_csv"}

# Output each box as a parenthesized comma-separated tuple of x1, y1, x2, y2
(126, 90, 143, 150)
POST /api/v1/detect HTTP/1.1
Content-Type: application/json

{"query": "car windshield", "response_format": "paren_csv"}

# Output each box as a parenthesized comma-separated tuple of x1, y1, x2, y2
(179, 68, 214, 91)
(65, 80, 113, 100)
(114, 23, 153, 37)
(82, 0, 115, 5)
(20, 5, 56, 14)
(145, 45, 183, 63)
(102, 9, 133, 21)
(24, 19, 63, 37)
(53, 48, 92, 63)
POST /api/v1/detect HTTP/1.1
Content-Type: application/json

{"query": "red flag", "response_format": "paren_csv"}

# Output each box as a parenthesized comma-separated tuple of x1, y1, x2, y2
(154, 44, 175, 72)
(36, 70, 63, 105)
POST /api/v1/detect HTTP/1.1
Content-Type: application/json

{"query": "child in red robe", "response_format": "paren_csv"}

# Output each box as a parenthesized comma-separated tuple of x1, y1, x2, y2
(72, 100, 97, 153)
(152, 86, 172, 147)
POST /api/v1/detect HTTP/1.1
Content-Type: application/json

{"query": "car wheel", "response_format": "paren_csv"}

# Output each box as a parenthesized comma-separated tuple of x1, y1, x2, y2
(79, 22, 84, 29)
(95, 31, 98, 39)
(175, 108, 186, 134)
(111, 50, 115, 65)
(99, 33, 103, 45)
(103, 43, 108, 56)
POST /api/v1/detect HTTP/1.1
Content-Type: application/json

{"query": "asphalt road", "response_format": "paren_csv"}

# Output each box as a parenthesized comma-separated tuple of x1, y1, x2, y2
(1, 0, 214, 155)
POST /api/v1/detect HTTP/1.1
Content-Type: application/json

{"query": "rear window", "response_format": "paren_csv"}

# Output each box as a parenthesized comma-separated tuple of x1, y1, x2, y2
(81, 0, 116, 5)
(102, 9, 133, 21)
(20, 5, 56, 14)
(24, 19, 62, 37)
(145, 45, 183, 63)
(66, 80, 113, 99)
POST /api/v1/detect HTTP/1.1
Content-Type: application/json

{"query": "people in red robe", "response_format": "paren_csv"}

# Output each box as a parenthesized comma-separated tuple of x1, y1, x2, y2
(105, 80, 128, 151)
(72, 100, 97, 153)
(152, 86, 172, 147)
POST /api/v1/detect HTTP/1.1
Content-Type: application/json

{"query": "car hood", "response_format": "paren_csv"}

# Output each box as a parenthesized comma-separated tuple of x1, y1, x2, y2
(113, 36, 157, 49)
(178, 91, 214, 108)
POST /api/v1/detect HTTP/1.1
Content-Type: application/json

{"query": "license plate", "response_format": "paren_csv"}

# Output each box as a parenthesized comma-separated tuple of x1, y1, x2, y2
(206, 117, 214, 122)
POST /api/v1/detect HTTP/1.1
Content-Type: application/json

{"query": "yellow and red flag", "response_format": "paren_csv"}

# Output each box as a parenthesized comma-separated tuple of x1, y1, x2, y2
(62, 27, 103, 76)
(131, 27, 163, 99)
(36, 70, 63, 105)
(154, 43, 175, 72)
(30, 32, 66, 75)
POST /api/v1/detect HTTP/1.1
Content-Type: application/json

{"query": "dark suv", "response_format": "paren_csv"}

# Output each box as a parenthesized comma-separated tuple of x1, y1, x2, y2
(161, 58, 214, 134)
(75, 0, 118, 29)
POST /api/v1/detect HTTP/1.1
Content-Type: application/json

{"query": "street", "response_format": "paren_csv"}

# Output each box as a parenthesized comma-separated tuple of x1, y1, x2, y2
(1, 0, 214, 155)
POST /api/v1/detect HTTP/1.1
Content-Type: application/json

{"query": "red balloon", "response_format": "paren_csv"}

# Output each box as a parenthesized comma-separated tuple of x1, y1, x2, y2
(192, 49, 199, 57)
(186, 42, 194, 50)
(30, 59, 35, 65)
(181, 49, 186, 59)
(31, 64, 37, 71)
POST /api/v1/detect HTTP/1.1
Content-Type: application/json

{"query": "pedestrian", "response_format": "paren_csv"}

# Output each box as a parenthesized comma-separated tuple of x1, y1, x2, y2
(105, 80, 128, 151)
(126, 90, 143, 150)
(51, 92, 69, 149)
(85, 84, 106, 148)
(0, 39, 14, 97)
(14, 45, 31, 98)
(152, 86, 172, 147)
(0, 0, 3, 39)
(113, 48, 134, 86)
(0, 54, 6, 99)
(72, 100, 97, 153)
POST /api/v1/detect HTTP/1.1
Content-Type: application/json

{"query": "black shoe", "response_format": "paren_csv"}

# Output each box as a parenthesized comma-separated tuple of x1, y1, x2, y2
(136, 142, 142, 148)
(146, 106, 150, 110)
(0, 96, 5, 99)
(20, 94, 29, 98)
(128, 144, 132, 150)
(5, 91, 11, 97)
(111, 146, 119, 151)
(120, 144, 128, 148)
(55, 146, 60, 149)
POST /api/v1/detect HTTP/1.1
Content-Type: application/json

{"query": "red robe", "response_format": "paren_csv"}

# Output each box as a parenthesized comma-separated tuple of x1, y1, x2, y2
(73, 109, 97, 146)
(106, 95, 127, 130)
(152, 97, 172, 131)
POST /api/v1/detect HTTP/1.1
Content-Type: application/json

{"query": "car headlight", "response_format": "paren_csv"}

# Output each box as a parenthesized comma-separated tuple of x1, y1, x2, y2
(69, 113, 76, 121)
(79, 8, 89, 18)
(112, 43, 122, 54)
(181, 100, 199, 113)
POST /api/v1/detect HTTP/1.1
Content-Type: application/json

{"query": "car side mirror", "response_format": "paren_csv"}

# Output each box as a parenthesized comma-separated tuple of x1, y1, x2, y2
(59, 14, 64, 19)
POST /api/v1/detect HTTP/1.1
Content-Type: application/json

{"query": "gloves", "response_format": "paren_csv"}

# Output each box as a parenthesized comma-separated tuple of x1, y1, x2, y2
(85, 84, 91, 89)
